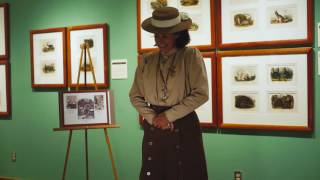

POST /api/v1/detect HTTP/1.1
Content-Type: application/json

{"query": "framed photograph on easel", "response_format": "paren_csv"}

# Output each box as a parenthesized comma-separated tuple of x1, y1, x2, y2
(217, 48, 313, 131)
(137, 0, 216, 53)
(0, 3, 9, 60)
(217, 0, 313, 49)
(67, 24, 109, 88)
(30, 28, 67, 88)
(0, 61, 10, 117)
(59, 90, 115, 128)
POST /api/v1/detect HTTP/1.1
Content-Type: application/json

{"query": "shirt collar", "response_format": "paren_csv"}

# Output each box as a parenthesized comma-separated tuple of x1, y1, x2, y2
(160, 48, 177, 59)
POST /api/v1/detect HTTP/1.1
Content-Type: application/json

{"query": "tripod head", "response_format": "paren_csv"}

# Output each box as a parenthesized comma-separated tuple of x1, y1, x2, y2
(80, 39, 94, 49)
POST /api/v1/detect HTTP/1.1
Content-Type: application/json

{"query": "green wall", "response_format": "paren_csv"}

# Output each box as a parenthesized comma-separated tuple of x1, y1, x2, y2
(0, 0, 319, 179)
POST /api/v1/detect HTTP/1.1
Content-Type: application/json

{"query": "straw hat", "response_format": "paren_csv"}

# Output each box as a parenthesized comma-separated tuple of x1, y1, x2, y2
(141, 7, 192, 33)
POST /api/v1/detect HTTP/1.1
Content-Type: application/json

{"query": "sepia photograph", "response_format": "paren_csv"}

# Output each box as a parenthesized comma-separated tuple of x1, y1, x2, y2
(267, 5, 297, 28)
(268, 64, 296, 85)
(232, 65, 257, 83)
(232, 92, 258, 112)
(268, 92, 296, 112)
(232, 10, 256, 29)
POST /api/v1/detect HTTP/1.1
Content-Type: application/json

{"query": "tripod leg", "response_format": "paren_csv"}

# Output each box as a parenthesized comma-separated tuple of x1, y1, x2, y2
(85, 129, 89, 180)
(76, 46, 85, 89)
(86, 48, 98, 90)
(62, 130, 73, 180)
(104, 128, 119, 180)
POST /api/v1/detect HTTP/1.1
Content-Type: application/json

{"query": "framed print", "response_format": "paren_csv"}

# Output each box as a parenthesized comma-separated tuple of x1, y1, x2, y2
(217, 48, 313, 131)
(59, 90, 114, 128)
(0, 3, 9, 60)
(195, 52, 217, 127)
(30, 28, 67, 88)
(0, 62, 10, 117)
(137, 0, 216, 53)
(217, 0, 313, 49)
(68, 24, 108, 87)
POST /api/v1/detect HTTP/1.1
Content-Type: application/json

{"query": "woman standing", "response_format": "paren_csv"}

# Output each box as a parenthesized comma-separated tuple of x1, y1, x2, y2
(129, 6, 209, 180)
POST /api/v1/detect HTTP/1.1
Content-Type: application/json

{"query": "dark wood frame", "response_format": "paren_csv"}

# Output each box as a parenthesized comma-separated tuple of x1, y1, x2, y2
(0, 61, 10, 117)
(67, 24, 109, 88)
(198, 52, 217, 128)
(217, 47, 313, 131)
(0, 3, 9, 60)
(30, 27, 67, 88)
(217, 0, 314, 49)
(59, 90, 110, 128)
(137, 0, 216, 53)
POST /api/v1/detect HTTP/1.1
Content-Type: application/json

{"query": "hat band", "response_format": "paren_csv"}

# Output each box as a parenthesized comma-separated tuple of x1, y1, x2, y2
(151, 15, 181, 28)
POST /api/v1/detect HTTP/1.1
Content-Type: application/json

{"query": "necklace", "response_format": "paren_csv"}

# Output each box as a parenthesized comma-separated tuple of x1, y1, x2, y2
(158, 52, 177, 102)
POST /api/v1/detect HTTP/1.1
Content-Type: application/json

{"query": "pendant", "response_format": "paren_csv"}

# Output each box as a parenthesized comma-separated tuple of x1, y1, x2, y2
(161, 85, 168, 101)
(161, 94, 168, 101)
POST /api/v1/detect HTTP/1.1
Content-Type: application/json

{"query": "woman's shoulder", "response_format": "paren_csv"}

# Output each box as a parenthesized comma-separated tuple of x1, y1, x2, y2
(137, 51, 159, 69)
(141, 51, 159, 62)
(180, 47, 201, 55)
(178, 47, 202, 60)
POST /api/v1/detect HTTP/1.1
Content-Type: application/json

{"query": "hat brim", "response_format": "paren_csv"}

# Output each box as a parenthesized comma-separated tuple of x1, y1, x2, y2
(141, 17, 192, 33)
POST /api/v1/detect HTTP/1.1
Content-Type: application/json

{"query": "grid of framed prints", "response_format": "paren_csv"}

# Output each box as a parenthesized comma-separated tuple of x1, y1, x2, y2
(59, 90, 115, 127)
(30, 28, 67, 88)
(217, 48, 313, 131)
(0, 61, 10, 117)
(0, 3, 9, 60)
(217, 0, 313, 49)
(135, 0, 314, 131)
(30, 23, 109, 89)
(137, 0, 216, 52)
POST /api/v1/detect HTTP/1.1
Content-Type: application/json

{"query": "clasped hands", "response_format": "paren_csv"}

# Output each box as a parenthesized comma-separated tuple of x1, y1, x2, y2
(153, 113, 174, 131)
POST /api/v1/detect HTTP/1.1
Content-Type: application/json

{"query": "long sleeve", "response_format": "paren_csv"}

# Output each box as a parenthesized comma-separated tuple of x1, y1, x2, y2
(164, 48, 209, 122)
(129, 56, 156, 124)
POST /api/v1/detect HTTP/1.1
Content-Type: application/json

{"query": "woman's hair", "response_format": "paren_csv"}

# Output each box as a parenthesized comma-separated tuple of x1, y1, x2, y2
(174, 30, 190, 49)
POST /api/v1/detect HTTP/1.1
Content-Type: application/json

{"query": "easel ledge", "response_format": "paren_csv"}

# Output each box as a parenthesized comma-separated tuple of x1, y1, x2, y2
(53, 124, 120, 131)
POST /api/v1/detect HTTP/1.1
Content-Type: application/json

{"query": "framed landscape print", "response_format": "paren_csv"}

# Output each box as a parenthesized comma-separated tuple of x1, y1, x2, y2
(30, 28, 67, 88)
(0, 62, 10, 117)
(195, 52, 217, 127)
(137, 0, 216, 52)
(67, 24, 108, 87)
(217, 48, 313, 131)
(59, 90, 114, 128)
(0, 3, 9, 60)
(217, 0, 313, 49)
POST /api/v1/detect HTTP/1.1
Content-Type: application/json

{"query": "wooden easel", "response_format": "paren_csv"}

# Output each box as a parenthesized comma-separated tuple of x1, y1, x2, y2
(53, 42, 119, 180)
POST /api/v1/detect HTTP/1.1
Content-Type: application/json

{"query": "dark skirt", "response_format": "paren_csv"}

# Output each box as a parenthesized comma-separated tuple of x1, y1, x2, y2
(140, 105, 208, 180)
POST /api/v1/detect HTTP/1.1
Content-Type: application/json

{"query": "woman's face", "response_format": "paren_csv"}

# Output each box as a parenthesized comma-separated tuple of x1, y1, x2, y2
(154, 33, 176, 53)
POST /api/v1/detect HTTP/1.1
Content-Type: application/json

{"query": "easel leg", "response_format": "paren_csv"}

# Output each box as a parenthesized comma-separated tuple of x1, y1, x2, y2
(104, 128, 119, 180)
(85, 129, 89, 180)
(62, 130, 73, 180)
